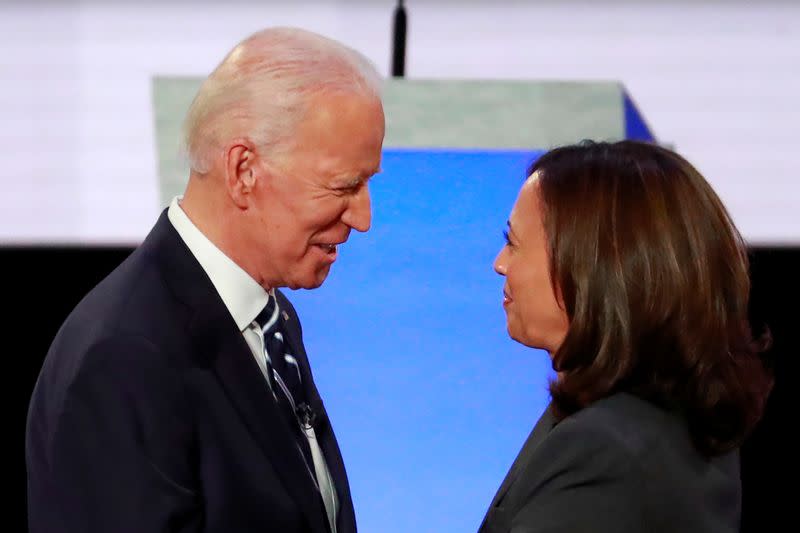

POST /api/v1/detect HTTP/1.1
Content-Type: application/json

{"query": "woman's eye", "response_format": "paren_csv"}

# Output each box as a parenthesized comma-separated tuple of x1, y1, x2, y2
(503, 230, 514, 248)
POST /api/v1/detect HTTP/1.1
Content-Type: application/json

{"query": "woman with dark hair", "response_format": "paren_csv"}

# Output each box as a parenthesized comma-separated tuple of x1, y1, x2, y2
(478, 140, 772, 533)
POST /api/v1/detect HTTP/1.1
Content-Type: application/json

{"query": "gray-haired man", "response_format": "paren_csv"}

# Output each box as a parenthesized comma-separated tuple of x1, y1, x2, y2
(27, 27, 384, 533)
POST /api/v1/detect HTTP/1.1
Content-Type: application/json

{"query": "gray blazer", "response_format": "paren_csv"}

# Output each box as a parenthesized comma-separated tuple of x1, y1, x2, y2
(478, 393, 741, 533)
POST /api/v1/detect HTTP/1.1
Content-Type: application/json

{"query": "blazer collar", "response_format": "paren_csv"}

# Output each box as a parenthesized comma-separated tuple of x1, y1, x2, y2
(488, 404, 557, 511)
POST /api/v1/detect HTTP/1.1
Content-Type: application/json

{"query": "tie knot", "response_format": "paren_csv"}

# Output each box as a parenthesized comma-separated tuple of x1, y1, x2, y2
(255, 294, 280, 335)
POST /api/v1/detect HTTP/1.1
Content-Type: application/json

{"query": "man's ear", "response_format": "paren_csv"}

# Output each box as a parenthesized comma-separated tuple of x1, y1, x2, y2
(225, 139, 257, 208)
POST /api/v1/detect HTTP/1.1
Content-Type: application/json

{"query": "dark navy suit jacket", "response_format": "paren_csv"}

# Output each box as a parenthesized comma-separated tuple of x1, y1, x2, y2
(26, 211, 355, 533)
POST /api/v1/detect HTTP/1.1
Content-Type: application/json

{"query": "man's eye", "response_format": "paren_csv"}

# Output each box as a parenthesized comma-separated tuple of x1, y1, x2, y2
(341, 182, 364, 194)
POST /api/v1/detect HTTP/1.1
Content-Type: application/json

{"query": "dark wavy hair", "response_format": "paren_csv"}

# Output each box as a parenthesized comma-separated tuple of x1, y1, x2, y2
(532, 140, 773, 457)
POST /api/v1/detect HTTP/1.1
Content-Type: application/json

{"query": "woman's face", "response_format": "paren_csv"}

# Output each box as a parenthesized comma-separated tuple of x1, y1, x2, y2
(494, 174, 569, 354)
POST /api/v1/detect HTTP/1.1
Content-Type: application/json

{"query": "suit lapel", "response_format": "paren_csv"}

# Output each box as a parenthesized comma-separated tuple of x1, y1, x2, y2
(277, 293, 357, 533)
(151, 213, 330, 533)
(200, 320, 329, 533)
(488, 404, 557, 510)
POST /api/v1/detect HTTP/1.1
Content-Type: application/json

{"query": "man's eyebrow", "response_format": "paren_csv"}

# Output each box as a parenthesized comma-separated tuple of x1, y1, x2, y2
(335, 177, 363, 188)
(336, 169, 382, 188)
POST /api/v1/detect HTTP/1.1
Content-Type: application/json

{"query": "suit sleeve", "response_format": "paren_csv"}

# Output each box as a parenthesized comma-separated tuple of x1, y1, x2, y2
(47, 335, 200, 533)
(508, 419, 647, 533)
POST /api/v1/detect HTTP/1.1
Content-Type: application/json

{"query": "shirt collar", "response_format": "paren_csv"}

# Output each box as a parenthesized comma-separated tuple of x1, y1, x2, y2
(167, 196, 270, 331)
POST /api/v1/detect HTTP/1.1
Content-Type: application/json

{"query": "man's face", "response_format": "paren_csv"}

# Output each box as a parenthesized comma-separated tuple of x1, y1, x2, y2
(247, 91, 385, 290)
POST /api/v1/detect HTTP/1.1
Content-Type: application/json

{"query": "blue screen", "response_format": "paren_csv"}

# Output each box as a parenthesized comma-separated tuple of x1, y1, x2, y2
(289, 149, 554, 533)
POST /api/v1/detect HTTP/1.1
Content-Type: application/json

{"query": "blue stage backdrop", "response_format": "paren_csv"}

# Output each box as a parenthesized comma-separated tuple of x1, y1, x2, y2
(288, 149, 554, 533)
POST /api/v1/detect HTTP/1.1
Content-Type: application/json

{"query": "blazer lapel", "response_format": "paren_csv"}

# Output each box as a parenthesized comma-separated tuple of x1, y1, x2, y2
(152, 213, 329, 533)
(488, 404, 557, 510)
(202, 321, 329, 533)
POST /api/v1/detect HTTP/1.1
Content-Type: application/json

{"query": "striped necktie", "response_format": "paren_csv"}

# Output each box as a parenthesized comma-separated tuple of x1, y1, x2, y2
(254, 294, 339, 533)
(254, 295, 316, 480)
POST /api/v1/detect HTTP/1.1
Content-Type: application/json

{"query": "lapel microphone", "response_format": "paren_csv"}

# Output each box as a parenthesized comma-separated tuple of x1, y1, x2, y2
(296, 402, 316, 430)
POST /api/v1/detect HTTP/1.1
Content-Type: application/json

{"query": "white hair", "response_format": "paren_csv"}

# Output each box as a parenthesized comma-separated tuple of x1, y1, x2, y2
(182, 27, 383, 174)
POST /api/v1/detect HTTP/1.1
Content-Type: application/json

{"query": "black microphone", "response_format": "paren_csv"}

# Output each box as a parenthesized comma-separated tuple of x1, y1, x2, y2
(391, 0, 407, 77)
(296, 402, 316, 430)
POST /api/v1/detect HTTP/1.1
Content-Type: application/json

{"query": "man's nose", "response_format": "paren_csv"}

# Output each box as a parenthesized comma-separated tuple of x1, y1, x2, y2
(343, 184, 372, 232)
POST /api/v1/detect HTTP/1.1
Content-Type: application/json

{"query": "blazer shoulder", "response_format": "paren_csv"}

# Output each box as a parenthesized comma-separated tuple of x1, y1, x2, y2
(40, 236, 194, 408)
(488, 394, 739, 533)
(539, 399, 646, 469)
(498, 403, 648, 533)
(503, 395, 674, 520)
(562, 392, 683, 457)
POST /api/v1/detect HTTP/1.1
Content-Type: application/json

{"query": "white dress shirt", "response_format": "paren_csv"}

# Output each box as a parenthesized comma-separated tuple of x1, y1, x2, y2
(167, 197, 338, 532)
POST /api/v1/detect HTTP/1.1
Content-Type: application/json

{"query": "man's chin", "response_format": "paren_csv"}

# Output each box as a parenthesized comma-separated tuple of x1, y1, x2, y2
(289, 266, 331, 290)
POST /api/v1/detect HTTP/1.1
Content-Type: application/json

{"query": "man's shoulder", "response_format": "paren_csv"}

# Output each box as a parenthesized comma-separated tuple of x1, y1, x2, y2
(73, 246, 172, 329)
(35, 240, 190, 415)
(51, 217, 191, 367)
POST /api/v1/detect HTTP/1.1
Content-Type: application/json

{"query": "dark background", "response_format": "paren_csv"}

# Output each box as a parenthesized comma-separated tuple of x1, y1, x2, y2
(9, 245, 794, 532)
